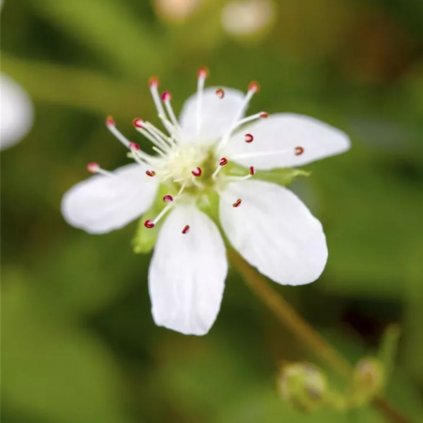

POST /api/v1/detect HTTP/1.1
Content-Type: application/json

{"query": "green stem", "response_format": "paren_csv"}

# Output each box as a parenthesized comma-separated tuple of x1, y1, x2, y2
(228, 249, 411, 423)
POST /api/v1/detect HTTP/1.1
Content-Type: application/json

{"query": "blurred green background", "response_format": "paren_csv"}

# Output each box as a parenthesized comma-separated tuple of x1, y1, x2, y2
(1, 0, 423, 422)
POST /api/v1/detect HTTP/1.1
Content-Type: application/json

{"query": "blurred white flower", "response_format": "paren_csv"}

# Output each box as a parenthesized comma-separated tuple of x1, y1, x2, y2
(221, 0, 275, 36)
(62, 69, 349, 335)
(154, 0, 201, 23)
(0, 74, 34, 150)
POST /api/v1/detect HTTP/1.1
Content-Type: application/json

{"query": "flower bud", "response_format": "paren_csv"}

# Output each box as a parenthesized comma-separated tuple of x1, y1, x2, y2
(277, 362, 327, 412)
(351, 357, 385, 406)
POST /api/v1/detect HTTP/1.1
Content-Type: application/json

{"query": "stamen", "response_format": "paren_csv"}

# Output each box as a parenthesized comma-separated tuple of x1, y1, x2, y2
(182, 225, 190, 234)
(196, 66, 208, 135)
(245, 133, 254, 143)
(106, 116, 154, 165)
(215, 88, 225, 99)
(249, 166, 255, 175)
(148, 76, 174, 134)
(233, 198, 242, 208)
(230, 148, 291, 160)
(133, 118, 144, 129)
(191, 166, 202, 177)
(217, 112, 267, 152)
(235, 81, 260, 122)
(106, 115, 115, 126)
(153, 202, 174, 225)
(144, 122, 175, 148)
(295, 146, 305, 156)
(86, 162, 113, 177)
(133, 118, 172, 152)
(212, 157, 229, 179)
(129, 142, 140, 151)
(146, 170, 156, 177)
(248, 81, 260, 93)
(161, 91, 181, 131)
(163, 194, 174, 203)
(144, 220, 155, 229)
(144, 201, 175, 229)
(86, 162, 100, 173)
(149, 76, 165, 117)
(231, 150, 292, 160)
(197, 66, 209, 79)
(149, 76, 159, 88)
(105, 115, 130, 149)
(161, 91, 171, 102)
(219, 157, 229, 166)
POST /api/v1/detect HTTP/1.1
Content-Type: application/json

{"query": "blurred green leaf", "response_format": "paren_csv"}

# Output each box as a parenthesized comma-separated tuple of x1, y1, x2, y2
(2, 55, 143, 118)
(2, 276, 129, 423)
(26, 0, 162, 78)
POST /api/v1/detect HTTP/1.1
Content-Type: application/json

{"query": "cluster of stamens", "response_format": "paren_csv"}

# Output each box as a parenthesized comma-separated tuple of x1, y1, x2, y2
(87, 68, 305, 235)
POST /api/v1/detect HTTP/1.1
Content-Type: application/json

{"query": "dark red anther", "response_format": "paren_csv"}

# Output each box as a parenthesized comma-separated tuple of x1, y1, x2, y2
(161, 91, 171, 102)
(163, 194, 174, 203)
(86, 162, 99, 173)
(106, 115, 115, 126)
(146, 170, 156, 177)
(191, 167, 202, 177)
(294, 146, 305, 156)
(219, 157, 229, 166)
(232, 198, 242, 208)
(144, 220, 155, 229)
(129, 142, 140, 150)
(133, 118, 144, 128)
(249, 166, 255, 175)
(215, 88, 225, 99)
(259, 112, 269, 118)
(248, 81, 260, 92)
(149, 76, 159, 87)
(182, 225, 190, 234)
(197, 66, 209, 78)
(244, 133, 254, 143)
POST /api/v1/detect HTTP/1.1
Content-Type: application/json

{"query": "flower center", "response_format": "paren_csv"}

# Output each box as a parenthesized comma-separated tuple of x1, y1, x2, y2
(156, 143, 212, 189)
(90, 68, 306, 232)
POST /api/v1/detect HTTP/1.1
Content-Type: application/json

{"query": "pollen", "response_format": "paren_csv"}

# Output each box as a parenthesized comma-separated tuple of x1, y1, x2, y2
(232, 198, 242, 208)
(215, 88, 225, 99)
(295, 146, 305, 156)
(144, 220, 155, 229)
(245, 133, 254, 143)
(163, 194, 174, 203)
(182, 225, 190, 234)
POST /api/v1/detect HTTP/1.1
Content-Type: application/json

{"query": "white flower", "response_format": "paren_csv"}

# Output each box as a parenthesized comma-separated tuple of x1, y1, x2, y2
(221, 0, 275, 36)
(154, 0, 201, 23)
(0, 73, 34, 150)
(62, 69, 350, 335)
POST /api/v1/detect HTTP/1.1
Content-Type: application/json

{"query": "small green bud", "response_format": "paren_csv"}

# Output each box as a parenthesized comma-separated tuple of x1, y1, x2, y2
(351, 357, 385, 406)
(277, 362, 328, 412)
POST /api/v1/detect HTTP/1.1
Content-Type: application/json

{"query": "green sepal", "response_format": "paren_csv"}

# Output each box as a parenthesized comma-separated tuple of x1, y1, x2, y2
(132, 184, 171, 254)
(227, 163, 309, 186)
(197, 190, 220, 223)
(255, 167, 310, 186)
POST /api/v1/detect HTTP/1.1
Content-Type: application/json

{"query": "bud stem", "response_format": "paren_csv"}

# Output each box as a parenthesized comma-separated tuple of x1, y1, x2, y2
(228, 249, 411, 423)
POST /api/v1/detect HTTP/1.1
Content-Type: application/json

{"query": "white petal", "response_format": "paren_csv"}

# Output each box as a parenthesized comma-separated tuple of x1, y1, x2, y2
(0, 74, 34, 150)
(149, 204, 227, 335)
(220, 180, 328, 285)
(223, 113, 350, 169)
(179, 87, 245, 143)
(61, 163, 158, 234)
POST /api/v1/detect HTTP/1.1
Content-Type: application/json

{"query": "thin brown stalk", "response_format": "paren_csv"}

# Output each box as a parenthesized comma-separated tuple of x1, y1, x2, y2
(228, 249, 411, 423)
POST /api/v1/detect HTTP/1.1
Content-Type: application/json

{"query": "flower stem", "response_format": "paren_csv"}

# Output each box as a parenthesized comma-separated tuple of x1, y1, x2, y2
(228, 249, 411, 423)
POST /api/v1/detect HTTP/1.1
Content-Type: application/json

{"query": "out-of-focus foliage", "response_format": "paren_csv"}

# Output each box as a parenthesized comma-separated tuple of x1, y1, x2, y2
(1, 0, 422, 421)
